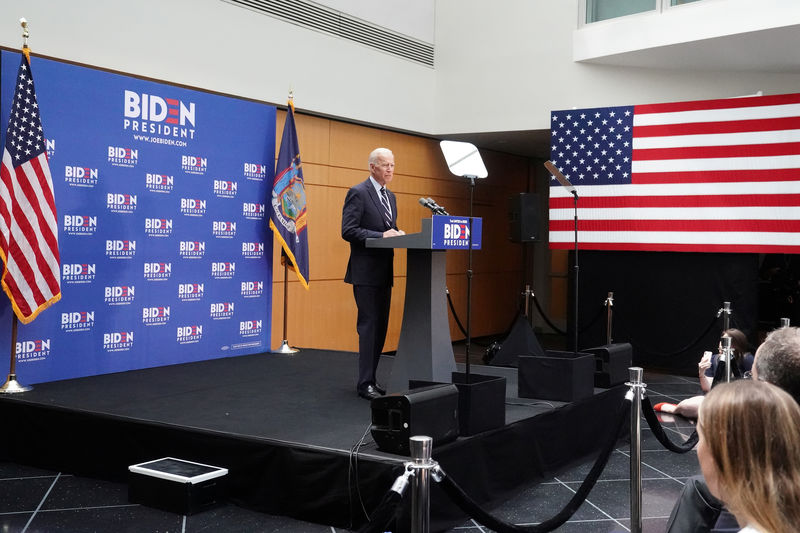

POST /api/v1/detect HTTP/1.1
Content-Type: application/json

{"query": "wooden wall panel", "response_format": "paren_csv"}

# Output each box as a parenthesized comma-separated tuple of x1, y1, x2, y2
(270, 111, 530, 353)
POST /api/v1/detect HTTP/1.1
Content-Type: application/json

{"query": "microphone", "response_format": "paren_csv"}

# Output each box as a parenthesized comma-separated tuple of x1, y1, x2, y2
(419, 197, 438, 213)
(425, 197, 449, 215)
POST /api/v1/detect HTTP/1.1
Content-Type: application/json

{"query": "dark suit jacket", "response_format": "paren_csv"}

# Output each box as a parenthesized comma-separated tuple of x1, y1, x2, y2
(342, 178, 398, 286)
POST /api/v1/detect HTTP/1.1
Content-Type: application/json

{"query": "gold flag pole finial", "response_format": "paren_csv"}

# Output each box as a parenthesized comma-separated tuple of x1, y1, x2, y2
(20, 18, 30, 60)
(288, 88, 294, 111)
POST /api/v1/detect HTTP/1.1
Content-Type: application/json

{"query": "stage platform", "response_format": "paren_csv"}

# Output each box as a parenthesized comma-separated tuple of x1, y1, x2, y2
(0, 349, 627, 532)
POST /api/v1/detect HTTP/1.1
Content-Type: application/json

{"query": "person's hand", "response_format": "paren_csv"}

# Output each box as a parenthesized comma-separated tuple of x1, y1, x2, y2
(699, 351, 712, 372)
(383, 229, 404, 237)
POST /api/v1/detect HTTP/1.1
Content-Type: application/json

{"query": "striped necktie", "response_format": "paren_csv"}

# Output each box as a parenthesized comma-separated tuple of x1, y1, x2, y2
(379, 187, 392, 227)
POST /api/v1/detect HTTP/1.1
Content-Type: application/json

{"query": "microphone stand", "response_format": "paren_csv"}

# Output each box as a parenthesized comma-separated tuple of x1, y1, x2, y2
(571, 188, 579, 356)
(545, 161, 579, 356)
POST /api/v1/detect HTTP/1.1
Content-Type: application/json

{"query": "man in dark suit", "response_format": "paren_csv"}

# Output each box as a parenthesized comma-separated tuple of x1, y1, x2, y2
(342, 148, 405, 400)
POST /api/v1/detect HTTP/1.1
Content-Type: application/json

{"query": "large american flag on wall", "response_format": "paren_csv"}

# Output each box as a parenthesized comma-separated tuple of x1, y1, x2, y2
(548, 93, 800, 253)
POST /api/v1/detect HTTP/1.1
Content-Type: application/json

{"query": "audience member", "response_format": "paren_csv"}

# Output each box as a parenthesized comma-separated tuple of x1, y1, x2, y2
(655, 328, 752, 418)
(665, 326, 800, 533)
(696, 379, 800, 533)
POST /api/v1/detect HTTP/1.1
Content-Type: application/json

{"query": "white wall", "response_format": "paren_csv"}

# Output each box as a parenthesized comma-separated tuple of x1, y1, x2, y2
(434, 0, 800, 134)
(3, 0, 800, 137)
(0, 0, 437, 133)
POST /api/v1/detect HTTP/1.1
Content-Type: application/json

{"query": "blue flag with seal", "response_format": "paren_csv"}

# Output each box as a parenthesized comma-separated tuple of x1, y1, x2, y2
(269, 101, 309, 289)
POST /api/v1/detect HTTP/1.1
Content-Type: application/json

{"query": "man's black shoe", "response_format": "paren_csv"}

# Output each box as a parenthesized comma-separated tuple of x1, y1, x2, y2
(374, 383, 386, 395)
(357, 384, 381, 400)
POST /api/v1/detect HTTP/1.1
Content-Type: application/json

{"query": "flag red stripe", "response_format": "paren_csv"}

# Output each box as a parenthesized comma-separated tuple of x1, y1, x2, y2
(634, 93, 800, 115)
(12, 166, 59, 297)
(632, 142, 800, 161)
(28, 156, 60, 262)
(549, 241, 800, 253)
(549, 219, 800, 232)
(7, 234, 46, 307)
(633, 116, 800, 137)
(631, 168, 800, 184)
(1, 269, 31, 317)
(549, 194, 800, 209)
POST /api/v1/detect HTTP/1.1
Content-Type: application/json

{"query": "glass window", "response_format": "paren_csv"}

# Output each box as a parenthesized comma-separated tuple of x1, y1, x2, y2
(585, 0, 657, 23)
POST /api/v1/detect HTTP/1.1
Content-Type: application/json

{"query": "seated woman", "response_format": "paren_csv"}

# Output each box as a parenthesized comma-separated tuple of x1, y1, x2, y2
(696, 379, 800, 533)
(655, 328, 753, 418)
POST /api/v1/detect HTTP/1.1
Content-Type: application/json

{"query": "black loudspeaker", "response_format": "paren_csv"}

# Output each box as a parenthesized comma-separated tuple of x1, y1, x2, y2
(370, 384, 459, 455)
(508, 193, 540, 243)
(585, 343, 633, 388)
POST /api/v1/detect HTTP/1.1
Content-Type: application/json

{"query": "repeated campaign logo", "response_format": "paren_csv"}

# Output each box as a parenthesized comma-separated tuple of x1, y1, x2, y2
(62, 263, 96, 284)
(107, 193, 137, 214)
(211, 261, 235, 280)
(108, 146, 138, 168)
(144, 261, 172, 281)
(17, 339, 51, 362)
(63, 215, 97, 236)
(180, 198, 206, 217)
(212, 220, 236, 239)
(243, 162, 267, 181)
(142, 305, 170, 326)
(178, 282, 204, 302)
(106, 239, 136, 259)
(65, 165, 98, 188)
(103, 331, 134, 352)
(46, 138, 55, 159)
(104, 285, 135, 306)
(181, 155, 207, 175)
(210, 302, 234, 320)
(242, 202, 265, 221)
(145, 217, 173, 238)
(179, 240, 205, 259)
(239, 319, 263, 338)
(241, 280, 263, 299)
(145, 173, 174, 194)
(177, 325, 203, 345)
(123, 90, 196, 140)
(61, 311, 94, 333)
(241, 241, 264, 259)
(213, 179, 238, 199)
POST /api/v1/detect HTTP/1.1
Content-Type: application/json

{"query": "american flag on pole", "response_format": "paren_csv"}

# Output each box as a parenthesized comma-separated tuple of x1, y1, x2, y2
(549, 92, 800, 253)
(0, 51, 61, 323)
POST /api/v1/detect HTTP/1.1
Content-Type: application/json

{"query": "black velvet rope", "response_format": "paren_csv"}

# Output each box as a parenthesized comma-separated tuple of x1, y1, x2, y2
(641, 396, 698, 453)
(436, 394, 631, 533)
(531, 293, 567, 336)
(615, 310, 719, 358)
(446, 291, 519, 348)
(578, 304, 606, 335)
(355, 486, 404, 533)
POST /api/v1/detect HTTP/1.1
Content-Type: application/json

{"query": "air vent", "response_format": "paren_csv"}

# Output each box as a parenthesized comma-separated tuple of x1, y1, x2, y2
(225, 0, 435, 67)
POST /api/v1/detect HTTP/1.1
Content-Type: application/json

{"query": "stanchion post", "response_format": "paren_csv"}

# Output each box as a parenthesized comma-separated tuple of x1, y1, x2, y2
(605, 291, 614, 346)
(625, 367, 646, 533)
(409, 435, 438, 533)
(719, 301, 731, 332)
(721, 336, 733, 383)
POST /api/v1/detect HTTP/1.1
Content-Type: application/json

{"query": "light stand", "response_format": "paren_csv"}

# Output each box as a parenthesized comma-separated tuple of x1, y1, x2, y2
(545, 161, 579, 356)
(440, 141, 487, 382)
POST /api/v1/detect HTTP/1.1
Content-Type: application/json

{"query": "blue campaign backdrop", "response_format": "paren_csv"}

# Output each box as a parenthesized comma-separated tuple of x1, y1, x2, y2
(0, 50, 275, 384)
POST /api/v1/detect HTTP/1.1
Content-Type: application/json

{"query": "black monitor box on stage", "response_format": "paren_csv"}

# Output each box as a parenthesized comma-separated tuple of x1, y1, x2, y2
(370, 384, 459, 455)
(585, 343, 633, 388)
(517, 351, 595, 402)
(128, 457, 228, 515)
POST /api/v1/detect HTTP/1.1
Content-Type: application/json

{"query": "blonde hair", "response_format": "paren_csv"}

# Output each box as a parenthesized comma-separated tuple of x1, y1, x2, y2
(699, 380, 800, 532)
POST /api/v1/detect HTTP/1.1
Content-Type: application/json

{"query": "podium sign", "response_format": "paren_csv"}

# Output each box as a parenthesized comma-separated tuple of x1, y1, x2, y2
(431, 215, 482, 250)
